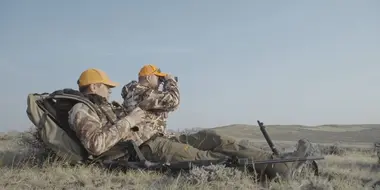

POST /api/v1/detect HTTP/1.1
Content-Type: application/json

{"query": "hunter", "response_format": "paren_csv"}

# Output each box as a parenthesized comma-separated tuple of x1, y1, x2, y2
(67, 68, 146, 156)
(121, 64, 313, 179)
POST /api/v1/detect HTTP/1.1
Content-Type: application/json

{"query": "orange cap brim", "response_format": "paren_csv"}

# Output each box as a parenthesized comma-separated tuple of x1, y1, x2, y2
(103, 80, 119, 88)
(154, 72, 168, 77)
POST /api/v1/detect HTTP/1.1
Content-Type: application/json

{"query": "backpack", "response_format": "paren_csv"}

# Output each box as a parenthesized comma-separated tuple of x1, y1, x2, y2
(26, 88, 107, 164)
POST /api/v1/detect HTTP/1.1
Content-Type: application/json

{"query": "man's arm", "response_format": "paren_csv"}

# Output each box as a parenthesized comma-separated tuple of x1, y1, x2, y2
(139, 78, 180, 111)
(68, 103, 136, 156)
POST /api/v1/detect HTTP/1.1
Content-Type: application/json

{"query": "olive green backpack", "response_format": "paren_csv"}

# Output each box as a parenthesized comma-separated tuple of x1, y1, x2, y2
(26, 89, 99, 164)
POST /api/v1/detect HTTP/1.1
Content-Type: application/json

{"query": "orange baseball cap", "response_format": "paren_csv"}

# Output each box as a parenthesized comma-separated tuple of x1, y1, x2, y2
(77, 68, 119, 87)
(138, 64, 168, 77)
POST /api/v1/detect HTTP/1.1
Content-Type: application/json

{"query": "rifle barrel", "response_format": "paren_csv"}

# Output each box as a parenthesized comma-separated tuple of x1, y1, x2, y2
(232, 156, 325, 165)
(257, 120, 280, 156)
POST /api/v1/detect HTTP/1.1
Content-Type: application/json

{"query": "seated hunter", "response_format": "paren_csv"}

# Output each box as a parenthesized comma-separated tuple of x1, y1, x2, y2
(67, 68, 146, 156)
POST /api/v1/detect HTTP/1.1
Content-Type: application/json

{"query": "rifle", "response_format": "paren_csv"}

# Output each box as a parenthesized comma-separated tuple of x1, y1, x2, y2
(103, 155, 324, 172)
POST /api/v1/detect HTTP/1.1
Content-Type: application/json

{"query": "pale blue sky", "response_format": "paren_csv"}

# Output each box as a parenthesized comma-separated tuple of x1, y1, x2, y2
(0, 0, 379, 132)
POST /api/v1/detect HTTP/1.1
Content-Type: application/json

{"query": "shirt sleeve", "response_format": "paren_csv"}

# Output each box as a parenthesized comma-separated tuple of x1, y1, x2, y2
(68, 103, 133, 156)
(138, 78, 180, 112)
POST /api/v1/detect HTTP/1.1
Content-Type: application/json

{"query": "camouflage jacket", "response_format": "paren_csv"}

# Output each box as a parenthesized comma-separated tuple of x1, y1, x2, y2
(68, 95, 142, 156)
(121, 78, 180, 141)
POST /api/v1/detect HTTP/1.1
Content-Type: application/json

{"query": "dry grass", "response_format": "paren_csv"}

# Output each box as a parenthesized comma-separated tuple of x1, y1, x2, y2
(0, 127, 380, 190)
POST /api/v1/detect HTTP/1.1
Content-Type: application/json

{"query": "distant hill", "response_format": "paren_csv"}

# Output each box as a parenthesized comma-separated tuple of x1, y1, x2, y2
(4, 123, 380, 146)
(210, 124, 380, 144)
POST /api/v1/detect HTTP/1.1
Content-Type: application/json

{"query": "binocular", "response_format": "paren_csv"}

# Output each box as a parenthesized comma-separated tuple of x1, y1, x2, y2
(158, 76, 178, 83)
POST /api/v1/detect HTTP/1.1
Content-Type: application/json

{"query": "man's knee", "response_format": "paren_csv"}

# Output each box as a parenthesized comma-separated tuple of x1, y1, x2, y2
(177, 129, 237, 150)
(139, 136, 169, 162)
(140, 144, 155, 161)
(140, 136, 194, 162)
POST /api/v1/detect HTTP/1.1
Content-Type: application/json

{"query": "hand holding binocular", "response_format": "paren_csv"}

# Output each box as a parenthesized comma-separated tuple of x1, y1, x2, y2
(158, 75, 178, 83)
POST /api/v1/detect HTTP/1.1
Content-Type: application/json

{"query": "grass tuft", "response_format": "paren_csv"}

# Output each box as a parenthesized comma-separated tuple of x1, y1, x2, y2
(1, 129, 379, 189)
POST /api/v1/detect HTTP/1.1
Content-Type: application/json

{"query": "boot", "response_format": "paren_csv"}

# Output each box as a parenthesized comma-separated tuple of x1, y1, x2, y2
(280, 138, 322, 179)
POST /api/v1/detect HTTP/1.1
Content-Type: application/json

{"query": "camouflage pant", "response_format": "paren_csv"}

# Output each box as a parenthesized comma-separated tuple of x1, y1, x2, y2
(139, 129, 291, 179)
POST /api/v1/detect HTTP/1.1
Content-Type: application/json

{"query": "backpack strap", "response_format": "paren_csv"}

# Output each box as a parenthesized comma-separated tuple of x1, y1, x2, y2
(112, 101, 129, 120)
(49, 94, 98, 113)
(35, 93, 102, 124)
(97, 106, 116, 125)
